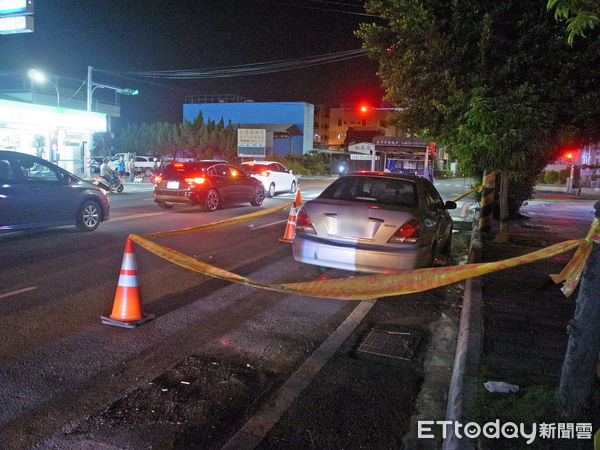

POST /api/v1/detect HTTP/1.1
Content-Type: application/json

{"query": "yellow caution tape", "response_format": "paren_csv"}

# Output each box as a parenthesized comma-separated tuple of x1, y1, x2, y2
(129, 233, 583, 301)
(450, 184, 482, 203)
(126, 183, 597, 301)
(142, 201, 293, 240)
(550, 217, 600, 297)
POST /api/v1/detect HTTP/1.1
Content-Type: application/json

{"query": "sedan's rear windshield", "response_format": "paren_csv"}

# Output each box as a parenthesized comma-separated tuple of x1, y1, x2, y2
(319, 176, 417, 206)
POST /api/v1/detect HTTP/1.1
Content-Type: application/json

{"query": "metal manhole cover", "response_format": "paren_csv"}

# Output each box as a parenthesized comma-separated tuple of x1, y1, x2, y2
(357, 328, 422, 360)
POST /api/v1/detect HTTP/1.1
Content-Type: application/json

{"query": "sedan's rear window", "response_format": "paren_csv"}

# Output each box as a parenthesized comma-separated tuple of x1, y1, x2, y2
(319, 176, 416, 206)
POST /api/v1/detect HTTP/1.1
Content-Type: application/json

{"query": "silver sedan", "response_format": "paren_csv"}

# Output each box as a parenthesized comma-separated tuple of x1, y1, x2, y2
(291, 172, 456, 273)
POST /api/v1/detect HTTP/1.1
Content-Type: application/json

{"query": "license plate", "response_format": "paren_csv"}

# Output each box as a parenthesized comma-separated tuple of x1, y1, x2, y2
(339, 218, 367, 238)
(167, 181, 179, 189)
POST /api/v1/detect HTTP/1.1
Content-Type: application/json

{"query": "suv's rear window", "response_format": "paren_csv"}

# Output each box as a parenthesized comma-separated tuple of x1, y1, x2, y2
(319, 176, 416, 206)
(243, 164, 270, 174)
(163, 162, 212, 177)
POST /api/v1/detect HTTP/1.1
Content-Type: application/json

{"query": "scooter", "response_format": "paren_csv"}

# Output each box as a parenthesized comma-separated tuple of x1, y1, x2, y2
(93, 171, 124, 193)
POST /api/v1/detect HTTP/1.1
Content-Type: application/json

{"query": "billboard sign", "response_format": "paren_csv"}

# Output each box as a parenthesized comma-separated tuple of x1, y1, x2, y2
(0, 0, 33, 15)
(237, 128, 266, 158)
(349, 142, 374, 155)
(0, 13, 32, 33)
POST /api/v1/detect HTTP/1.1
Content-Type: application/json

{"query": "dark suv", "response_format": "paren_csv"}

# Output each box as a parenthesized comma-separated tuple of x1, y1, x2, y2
(153, 161, 265, 211)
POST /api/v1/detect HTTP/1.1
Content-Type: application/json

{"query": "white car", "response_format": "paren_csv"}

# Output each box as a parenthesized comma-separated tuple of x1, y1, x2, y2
(241, 161, 298, 197)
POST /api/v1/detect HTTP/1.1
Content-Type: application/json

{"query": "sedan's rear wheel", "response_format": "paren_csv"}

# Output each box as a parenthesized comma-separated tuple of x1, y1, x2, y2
(76, 200, 101, 232)
(290, 181, 297, 193)
(267, 183, 275, 197)
(204, 189, 219, 211)
(158, 202, 173, 209)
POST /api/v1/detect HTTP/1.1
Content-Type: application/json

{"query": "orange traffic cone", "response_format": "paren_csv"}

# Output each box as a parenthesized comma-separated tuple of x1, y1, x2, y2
(279, 204, 297, 243)
(294, 185, 302, 206)
(101, 239, 155, 328)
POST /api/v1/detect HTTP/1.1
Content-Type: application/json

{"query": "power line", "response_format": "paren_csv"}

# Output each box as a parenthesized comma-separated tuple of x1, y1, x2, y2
(100, 49, 369, 80)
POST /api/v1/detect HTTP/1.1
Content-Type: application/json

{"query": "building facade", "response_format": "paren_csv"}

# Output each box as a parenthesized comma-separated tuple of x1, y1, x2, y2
(183, 97, 314, 155)
(328, 105, 401, 147)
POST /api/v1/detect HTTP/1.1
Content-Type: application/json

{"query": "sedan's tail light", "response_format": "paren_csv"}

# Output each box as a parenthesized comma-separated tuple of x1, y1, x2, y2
(185, 177, 206, 185)
(261, 170, 271, 177)
(153, 175, 162, 184)
(296, 208, 316, 234)
(387, 219, 421, 244)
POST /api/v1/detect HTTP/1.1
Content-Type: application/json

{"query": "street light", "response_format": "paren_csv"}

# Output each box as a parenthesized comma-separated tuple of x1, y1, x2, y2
(27, 69, 60, 108)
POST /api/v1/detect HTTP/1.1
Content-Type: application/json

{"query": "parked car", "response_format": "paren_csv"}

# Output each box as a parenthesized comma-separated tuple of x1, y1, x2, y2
(130, 155, 159, 177)
(0, 151, 110, 232)
(292, 172, 455, 273)
(89, 156, 104, 174)
(153, 160, 265, 211)
(241, 161, 298, 197)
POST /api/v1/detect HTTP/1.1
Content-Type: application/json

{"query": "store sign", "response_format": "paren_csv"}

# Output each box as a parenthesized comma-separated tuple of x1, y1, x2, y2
(0, 99, 107, 132)
(237, 128, 266, 158)
(349, 142, 374, 155)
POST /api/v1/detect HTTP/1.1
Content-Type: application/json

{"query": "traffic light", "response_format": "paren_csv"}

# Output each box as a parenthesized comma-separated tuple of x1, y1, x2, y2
(565, 151, 573, 161)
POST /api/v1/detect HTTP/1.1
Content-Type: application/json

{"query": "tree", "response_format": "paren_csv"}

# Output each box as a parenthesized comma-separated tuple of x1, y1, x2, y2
(357, 0, 600, 218)
(548, 0, 600, 44)
(115, 115, 237, 159)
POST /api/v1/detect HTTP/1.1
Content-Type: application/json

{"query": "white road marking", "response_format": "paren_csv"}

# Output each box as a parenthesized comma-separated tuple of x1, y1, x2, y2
(249, 219, 287, 231)
(0, 286, 38, 299)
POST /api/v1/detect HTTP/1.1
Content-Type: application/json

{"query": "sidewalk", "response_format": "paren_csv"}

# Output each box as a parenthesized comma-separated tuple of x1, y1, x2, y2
(460, 198, 599, 448)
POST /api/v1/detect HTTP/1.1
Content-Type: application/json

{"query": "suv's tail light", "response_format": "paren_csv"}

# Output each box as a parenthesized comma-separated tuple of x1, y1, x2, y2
(387, 219, 421, 244)
(261, 170, 271, 177)
(296, 208, 316, 234)
(185, 177, 206, 185)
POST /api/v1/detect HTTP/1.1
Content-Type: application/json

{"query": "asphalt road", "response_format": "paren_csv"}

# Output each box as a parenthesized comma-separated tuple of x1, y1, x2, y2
(0, 176, 478, 447)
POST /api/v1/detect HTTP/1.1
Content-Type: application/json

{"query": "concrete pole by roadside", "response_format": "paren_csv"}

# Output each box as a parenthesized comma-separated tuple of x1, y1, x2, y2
(556, 201, 600, 416)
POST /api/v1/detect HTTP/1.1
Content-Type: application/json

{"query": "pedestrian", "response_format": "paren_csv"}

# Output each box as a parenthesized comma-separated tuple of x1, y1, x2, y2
(100, 158, 111, 178)
(117, 155, 125, 178)
(128, 158, 136, 182)
(100, 158, 113, 192)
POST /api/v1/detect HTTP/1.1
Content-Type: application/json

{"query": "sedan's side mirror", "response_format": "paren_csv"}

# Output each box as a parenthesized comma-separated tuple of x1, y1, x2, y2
(444, 200, 457, 210)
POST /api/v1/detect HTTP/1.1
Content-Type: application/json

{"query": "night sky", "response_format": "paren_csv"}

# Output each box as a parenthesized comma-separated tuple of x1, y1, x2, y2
(1, 0, 384, 126)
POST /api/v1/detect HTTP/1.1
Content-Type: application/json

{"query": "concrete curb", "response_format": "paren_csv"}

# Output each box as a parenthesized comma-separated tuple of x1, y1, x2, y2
(442, 214, 483, 450)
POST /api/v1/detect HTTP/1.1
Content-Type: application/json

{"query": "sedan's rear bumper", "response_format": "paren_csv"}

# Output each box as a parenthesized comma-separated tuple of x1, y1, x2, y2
(291, 233, 428, 273)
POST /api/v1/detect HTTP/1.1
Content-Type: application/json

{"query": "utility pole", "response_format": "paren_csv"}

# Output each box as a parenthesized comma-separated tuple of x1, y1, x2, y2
(556, 201, 600, 416)
(87, 65, 93, 112)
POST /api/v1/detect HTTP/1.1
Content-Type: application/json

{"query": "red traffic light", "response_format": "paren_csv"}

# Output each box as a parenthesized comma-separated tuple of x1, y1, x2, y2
(359, 104, 370, 114)
(565, 152, 573, 160)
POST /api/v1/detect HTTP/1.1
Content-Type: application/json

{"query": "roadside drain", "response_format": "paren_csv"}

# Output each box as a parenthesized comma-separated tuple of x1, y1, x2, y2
(357, 327, 423, 361)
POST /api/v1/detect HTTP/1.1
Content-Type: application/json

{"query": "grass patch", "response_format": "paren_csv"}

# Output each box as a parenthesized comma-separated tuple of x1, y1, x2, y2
(467, 370, 594, 449)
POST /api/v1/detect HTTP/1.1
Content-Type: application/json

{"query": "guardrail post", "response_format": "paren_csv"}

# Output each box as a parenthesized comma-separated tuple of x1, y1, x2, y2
(478, 171, 495, 233)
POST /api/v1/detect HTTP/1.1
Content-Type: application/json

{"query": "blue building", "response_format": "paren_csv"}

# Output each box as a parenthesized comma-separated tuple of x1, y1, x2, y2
(183, 97, 314, 155)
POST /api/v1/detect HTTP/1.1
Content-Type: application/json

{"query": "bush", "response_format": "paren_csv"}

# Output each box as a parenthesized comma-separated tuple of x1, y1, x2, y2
(558, 169, 569, 185)
(543, 170, 559, 184)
